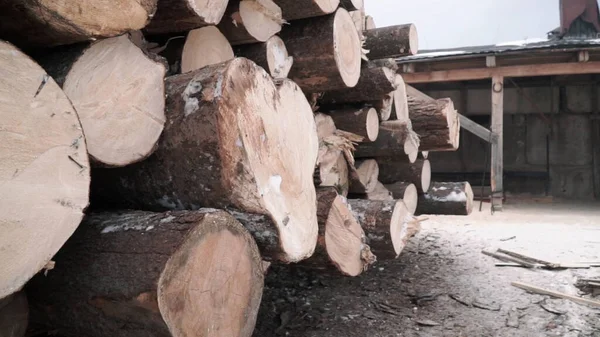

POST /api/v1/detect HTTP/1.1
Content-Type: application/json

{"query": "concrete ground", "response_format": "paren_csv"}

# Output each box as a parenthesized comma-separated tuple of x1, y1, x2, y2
(254, 201, 600, 337)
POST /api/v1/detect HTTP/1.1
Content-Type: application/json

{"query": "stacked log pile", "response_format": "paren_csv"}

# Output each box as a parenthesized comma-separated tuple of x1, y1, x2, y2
(0, 0, 471, 335)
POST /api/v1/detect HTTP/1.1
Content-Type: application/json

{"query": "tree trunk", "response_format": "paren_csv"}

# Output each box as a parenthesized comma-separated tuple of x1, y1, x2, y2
(0, 41, 90, 299)
(280, 8, 361, 92)
(349, 160, 379, 194)
(35, 34, 167, 167)
(416, 182, 474, 216)
(364, 58, 398, 71)
(26, 210, 264, 337)
(365, 15, 376, 29)
(274, 0, 339, 20)
(181, 26, 234, 73)
(350, 10, 365, 36)
(145, 0, 229, 34)
(327, 107, 379, 142)
(364, 24, 419, 58)
(354, 120, 419, 161)
(320, 67, 397, 104)
(92, 60, 319, 263)
(0, 292, 28, 337)
(218, 0, 284, 45)
(385, 182, 418, 214)
(235, 35, 293, 78)
(417, 110, 461, 152)
(348, 200, 419, 260)
(340, 0, 363, 11)
(408, 96, 456, 130)
(0, 0, 156, 48)
(315, 138, 350, 196)
(378, 158, 431, 193)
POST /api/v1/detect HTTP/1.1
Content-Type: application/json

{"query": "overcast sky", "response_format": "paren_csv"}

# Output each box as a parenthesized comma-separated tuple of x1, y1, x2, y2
(365, 0, 560, 50)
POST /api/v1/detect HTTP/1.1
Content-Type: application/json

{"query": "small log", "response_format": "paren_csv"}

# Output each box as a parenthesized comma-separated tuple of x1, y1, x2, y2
(408, 96, 457, 130)
(385, 182, 418, 214)
(416, 182, 474, 216)
(348, 199, 419, 259)
(370, 93, 394, 121)
(181, 26, 234, 73)
(235, 35, 293, 78)
(0, 292, 28, 337)
(392, 75, 409, 122)
(315, 113, 337, 140)
(92, 60, 319, 263)
(145, 0, 229, 34)
(0, 0, 157, 48)
(349, 159, 379, 194)
(0, 41, 90, 299)
(316, 137, 350, 196)
(219, 0, 284, 45)
(364, 24, 419, 58)
(320, 67, 397, 104)
(280, 8, 362, 92)
(327, 107, 379, 142)
(378, 158, 431, 193)
(274, 0, 339, 20)
(36, 34, 167, 167)
(354, 120, 419, 162)
(340, 0, 363, 11)
(26, 210, 264, 337)
(364, 181, 394, 201)
(365, 15, 376, 29)
(418, 110, 461, 152)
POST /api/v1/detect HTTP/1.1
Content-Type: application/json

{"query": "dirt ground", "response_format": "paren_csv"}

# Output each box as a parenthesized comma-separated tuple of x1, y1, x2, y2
(253, 200, 600, 337)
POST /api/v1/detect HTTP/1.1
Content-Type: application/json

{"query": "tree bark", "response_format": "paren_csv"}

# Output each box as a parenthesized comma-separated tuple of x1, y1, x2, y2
(181, 26, 234, 73)
(0, 292, 28, 337)
(92, 60, 319, 263)
(416, 182, 474, 216)
(354, 120, 419, 161)
(364, 58, 398, 71)
(349, 160, 379, 194)
(378, 158, 431, 193)
(0, 41, 90, 299)
(416, 108, 461, 152)
(280, 8, 361, 92)
(26, 210, 264, 337)
(34, 34, 167, 167)
(274, 0, 339, 20)
(320, 67, 397, 104)
(0, 0, 156, 48)
(235, 35, 293, 78)
(408, 96, 456, 130)
(348, 200, 419, 260)
(327, 107, 379, 142)
(385, 182, 418, 214)
(369, 94, 394, 121)
(364, 24, 419, 58)
(145, 0, 229, 34)
(218, 0, 284, 45)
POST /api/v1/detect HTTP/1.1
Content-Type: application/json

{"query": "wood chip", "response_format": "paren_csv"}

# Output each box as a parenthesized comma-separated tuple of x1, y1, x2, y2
(416, 319, 440, 326)
(512, 281, 600, 308)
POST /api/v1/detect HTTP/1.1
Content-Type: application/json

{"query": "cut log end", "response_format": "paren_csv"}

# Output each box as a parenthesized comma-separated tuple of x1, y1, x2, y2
(393, 75, 409, 122)
(349, 159, 379, 194)
(181, 26, 234, 73)
(406, 24, 419, 55)
(0, 292, 28, 337)
(334, 8, 362, 88)
(385, 182, 418, 214)
(389, 200, 414, 257)
(275, 0, 340, 20)
(371, 94, 394, 121)
(220, 0, 284, 45)
(146, 0, 229, 34)
(340, 0, 363, 11)
(266, 36, 294, 78)
(421, 160, 432, 193)
(327, 107, 379, 142)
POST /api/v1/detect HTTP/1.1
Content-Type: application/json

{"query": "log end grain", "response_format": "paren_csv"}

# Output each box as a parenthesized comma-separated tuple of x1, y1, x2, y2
(333, 8, 362, 88)
(146, 0, 229, 34)
(385, 182, 418, 214)
(181, 26, 234, 73)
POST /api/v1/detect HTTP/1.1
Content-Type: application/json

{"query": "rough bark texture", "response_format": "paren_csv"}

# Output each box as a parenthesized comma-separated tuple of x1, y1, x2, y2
(145, 0, 229, 34)
(408, 96, 456, 130)
(416, 108, 461, 152)
(378, 158, 431, 194)
(274, 0, 339, 20)
(234, 35, 293, 78)
(0, 292, 28, 337)
(320, 67, 396, 104)
(364, 58, 398, 71)
(354, 120, 419, 159)
(348, 199, 419, 260)
(327, 107, 379, 142)
(0, 0, 157, 48)
(26, 210, 264, 337)
(385, 182, 418, 214)
(218, 0, 284, 45)
(416, 182, 474, 216)
(280, 8, 361, 92)
(349, 160, 379, 194)
(364, 24, 419, 58)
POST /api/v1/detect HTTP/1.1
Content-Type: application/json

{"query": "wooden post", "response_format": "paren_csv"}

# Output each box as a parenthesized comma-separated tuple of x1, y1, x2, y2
(491, 75, 504, 211)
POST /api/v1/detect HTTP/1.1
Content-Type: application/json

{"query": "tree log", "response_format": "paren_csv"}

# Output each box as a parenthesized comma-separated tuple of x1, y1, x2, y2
(349, 159, 379, 194)
(92, 59, 319, 263)
(327, 107, 379, 142)
(364, 181, 394, 201)
(0, 292, 28, 337)
(145, 0, 229, 34)
(364, 58, 398, 71)
(218, 0, 284, 45)
(365, 15, 376, 29)
(26, 210, 264, 337)
(235, 35, 293, 78)
(385, 182, 418, 214)
(392, 74, 409, 122)
(320, 67, 397, 104)
(364, 24, 419, 58)
(369, 94, 394, 121)
(0, 0, 157, 48)
(35, 34, 167, 167)
(315, 113, 337, 140)
(340, 0, 363, 11)
(274, 0, 339, 20)
(0, 41, 90, 299)
(408, 95, 457, 130)
(354, 120, 419, 162)
(416, 182, 474, 216)
(181, 26, 234, 73)
(378, 158, 431, 193)
(350, 10, 365, 36)
(280, 8, 361, 92)
(315, 137, 350, 196)
(348, 200, 419, 259)
(416, 106, 461, 152)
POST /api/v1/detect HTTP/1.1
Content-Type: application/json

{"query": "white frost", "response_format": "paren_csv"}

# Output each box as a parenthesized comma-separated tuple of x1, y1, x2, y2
(182, 80, 203, 116)
(495, 38, 548, 47)
(416, 50, 466, 58)
(160, 215, 176, 223)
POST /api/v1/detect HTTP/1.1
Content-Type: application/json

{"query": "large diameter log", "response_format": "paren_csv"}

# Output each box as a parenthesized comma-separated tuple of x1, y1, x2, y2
(408, 96, 457, 130)
(354, 120, 419, 162)
(418, 109, 461, 152)
(0, 41, 90, 299)
(280, 8, 362, 92)
(218, 0, 284, 45)
(0, 0, 156, 48)
(92, 59, 319, 263)
(378, 158, 431, 193)
(26, 210, 264, 337)
(348, 200, 419, 259)
(274, 0, 340, 20)
(0, 292, 28, 337)
(235, 35, 293, 78)
(327, 107, 379, 142)
(364, 24, 419, 58)
(385, 182, 418, 214)
(145, 0, 229, 34)
(36, 34, 167, 167)
(349, 160, 379, 194)
(181, 26, 234, 73)
(416, 182, 474, 216)
(320, 67, 396, 104)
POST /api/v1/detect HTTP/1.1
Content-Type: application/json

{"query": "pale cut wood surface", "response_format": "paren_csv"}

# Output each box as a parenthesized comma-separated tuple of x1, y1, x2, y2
(146, 0, 229, 34)
(219, 0, 284, 45)
(181, 26, 234, 73)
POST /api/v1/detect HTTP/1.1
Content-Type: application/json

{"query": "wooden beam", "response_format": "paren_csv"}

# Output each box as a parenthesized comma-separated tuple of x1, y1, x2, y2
(486, 56, 496, 67)
(491, 75, 504, 211)
(401, 61, 600, 83)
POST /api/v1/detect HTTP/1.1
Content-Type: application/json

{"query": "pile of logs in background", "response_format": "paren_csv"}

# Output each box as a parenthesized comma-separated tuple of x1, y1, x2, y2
(0, 0, 474, 336)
